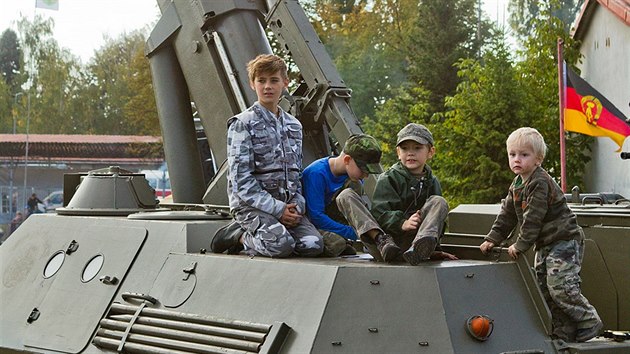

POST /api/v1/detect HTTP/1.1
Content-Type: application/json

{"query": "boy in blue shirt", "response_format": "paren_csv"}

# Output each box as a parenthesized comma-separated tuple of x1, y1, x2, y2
(302, 134, 401, 261)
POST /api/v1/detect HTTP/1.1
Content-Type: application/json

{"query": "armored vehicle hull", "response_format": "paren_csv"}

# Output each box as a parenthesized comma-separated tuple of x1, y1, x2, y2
(2, 209, 629, 353)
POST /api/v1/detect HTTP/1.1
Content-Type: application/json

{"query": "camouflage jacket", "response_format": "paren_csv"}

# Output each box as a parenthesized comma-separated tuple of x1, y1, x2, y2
(485, 166, 583, 252)
(227, 102, 305, 219)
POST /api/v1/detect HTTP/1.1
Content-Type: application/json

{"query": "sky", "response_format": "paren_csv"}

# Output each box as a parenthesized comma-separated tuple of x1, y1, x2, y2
(0, 0, 509, 63)
(0, 0, 160, 62)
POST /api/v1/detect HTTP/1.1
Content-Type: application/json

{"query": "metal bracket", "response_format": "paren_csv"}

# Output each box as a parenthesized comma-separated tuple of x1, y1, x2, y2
(121, 292, 158, 305)
(27, 308, 40, 323)
(66, 240, 79, 254)
(182, 261, 197, 280)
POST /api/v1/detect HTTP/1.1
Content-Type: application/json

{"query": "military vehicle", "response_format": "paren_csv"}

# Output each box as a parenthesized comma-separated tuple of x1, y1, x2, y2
(1, 1, 629, 353)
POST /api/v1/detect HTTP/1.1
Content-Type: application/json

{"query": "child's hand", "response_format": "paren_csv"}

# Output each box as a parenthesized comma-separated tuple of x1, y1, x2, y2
(402, 211, 422, 231)
(507, 245, 520, 259)
(430, 251, 459, 260)
(280, 203, 302, 228)
(479, 241, 495, 254)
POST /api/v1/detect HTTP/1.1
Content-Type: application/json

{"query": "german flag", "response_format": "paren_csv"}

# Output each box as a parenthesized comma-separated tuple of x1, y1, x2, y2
(564, 65, 630, 151)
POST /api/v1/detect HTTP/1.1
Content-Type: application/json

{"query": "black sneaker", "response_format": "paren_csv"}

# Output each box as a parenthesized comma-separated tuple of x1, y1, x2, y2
(576, 319, 603, 342)
(376, 234, 401, 262)
(211, 221, 245, 254)
(403, 236, 437, 266)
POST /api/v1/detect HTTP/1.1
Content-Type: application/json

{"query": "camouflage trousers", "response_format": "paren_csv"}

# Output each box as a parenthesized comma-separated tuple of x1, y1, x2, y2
(323, 188, 386, 260)
(534, 237, 601, 342)
(235, 207, 324, 258)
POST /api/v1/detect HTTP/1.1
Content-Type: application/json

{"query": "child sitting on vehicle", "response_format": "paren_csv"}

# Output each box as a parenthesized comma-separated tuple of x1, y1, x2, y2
(371, 123, 457, 265)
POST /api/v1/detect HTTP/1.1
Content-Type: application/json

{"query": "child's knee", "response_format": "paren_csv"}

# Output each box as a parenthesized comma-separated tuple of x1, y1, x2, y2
(427, 195, 448, 211)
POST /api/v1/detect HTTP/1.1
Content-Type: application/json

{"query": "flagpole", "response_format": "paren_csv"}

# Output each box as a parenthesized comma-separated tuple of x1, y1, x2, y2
(557, 38, 567, 192)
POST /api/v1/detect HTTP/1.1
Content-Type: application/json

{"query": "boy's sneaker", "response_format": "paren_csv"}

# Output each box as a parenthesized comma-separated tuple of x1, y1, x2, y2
(576, 319, 603, 342)
(403, 236, 437, 266)
(376, 234, 401, 262)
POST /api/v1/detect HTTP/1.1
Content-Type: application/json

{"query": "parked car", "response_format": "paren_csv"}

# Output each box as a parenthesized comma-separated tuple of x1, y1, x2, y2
(39, 190, 63, 212)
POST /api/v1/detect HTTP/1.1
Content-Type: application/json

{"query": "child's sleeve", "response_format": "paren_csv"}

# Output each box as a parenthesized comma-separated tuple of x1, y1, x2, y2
(302, 168, 356, 240)
(371, 173, 406, 235)
(513, 180, 549, 252)
(485, 190, 518, 244)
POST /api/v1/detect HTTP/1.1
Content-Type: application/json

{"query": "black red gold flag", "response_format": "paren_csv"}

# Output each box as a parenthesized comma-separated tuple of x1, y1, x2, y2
(564, 65, 630, 151)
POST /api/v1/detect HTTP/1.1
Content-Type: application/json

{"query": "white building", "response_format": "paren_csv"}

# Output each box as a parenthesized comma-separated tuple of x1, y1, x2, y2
(572, 0, 630, 198)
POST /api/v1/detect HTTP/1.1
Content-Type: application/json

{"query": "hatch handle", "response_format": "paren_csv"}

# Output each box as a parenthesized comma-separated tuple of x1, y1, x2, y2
(183, 261, 197, 280)
(66, 240, 79, 254)
(582, 196, 603, 205)
(121, 292, 158, 305)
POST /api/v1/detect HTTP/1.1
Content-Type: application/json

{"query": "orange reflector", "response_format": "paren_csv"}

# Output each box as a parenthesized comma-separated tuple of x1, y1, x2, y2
(466, 315, 494, 341)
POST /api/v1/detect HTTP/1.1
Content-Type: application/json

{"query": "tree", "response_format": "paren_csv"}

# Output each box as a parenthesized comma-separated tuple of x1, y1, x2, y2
(407, 0, 491, 118)
(426, 1, 588, 208)
(515, 1, 588, 190)
(125, 46, 159, 135)
(0, 74, 12, 133)
(0, 29, 22, 91)
(508, 0, 582, 41)
(310, 0, 411, 121)
(86, 31, 150, 134)
(14, 15, 85, 134)
(430, 33, 526, 206)
(314, 0, 493, 121)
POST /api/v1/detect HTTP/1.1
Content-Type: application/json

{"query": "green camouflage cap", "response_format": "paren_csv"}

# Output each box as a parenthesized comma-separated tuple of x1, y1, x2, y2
(343, 134, 384, 174)
(396, 123, 434, 146)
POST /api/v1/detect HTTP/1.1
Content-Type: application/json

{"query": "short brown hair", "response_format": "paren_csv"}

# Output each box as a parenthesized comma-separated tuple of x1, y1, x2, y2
(246, 54, 288, 83)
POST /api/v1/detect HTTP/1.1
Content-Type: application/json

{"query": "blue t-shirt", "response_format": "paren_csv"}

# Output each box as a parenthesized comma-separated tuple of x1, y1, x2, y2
(302, 157, 357, 240)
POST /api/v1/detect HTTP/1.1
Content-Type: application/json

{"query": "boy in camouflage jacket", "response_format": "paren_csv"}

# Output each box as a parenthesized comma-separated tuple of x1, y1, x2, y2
(480, 127, 602, 342)
(213, 54, 324, 258)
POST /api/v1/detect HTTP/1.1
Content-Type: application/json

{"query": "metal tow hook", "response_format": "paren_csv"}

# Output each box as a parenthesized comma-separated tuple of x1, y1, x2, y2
(183, 262, 197, 280)
(99, 275, 119, 285)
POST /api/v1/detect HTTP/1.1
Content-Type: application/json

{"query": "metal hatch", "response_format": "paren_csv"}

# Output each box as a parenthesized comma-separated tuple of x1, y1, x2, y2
(24, 225, 147, 353)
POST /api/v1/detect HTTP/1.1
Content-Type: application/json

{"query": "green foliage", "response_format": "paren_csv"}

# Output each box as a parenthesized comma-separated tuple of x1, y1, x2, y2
(508, 0, 582, 41)
(431, 34, 525, 206)
(363, 84, 432, 168)
(515, 1, 589, 190)
(13, 15, 86, 134)
(125, 47, 159, 136)
(86, 32, 148, 135)
(5, 15, 158, 137)
(0, 29, 22, 90)
(0, 76, 11, 133)
(407, 0, 491, 117)
(311, 0, 410, 121)
(427, 0, 589, 208)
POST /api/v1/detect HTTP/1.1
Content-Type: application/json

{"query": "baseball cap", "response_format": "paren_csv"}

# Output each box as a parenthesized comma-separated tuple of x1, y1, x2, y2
(343, 134, 384, 174)
(396, 123, 434, 146)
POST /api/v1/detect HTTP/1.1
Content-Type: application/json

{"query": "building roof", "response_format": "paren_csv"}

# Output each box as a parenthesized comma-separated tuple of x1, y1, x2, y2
(573, 0, 630, 39)
(0, 134, 164, 163)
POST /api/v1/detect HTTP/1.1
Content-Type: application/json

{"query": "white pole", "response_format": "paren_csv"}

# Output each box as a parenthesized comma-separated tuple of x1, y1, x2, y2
(22, 93, 31, 213)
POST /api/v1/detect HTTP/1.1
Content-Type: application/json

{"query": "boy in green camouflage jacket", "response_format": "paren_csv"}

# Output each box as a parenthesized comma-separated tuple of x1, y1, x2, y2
(480, 127, 602, 342)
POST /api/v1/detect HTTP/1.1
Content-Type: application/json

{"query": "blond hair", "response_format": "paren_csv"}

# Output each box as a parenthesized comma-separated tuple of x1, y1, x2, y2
(246, 54, 288, 83)
(506, 127, 547, 160)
